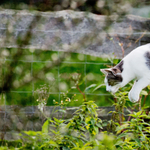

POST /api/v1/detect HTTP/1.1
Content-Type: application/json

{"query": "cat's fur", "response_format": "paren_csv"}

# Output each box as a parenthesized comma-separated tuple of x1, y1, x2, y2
(101, 43, 150, 103)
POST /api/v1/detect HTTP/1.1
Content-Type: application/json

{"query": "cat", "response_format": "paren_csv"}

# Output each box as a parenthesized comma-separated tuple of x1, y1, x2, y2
(100, 43, 150, 103)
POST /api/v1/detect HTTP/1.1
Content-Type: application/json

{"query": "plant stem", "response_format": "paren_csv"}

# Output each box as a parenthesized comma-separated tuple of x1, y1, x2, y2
(139, 97, 141, 111)
(127, 103, 138, 121)
(76, 84, 86, 101)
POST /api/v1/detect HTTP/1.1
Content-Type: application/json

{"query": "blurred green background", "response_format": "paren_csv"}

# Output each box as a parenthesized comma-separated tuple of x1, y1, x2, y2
(3, 48, 116, 106)
(3, 48, 150, 107)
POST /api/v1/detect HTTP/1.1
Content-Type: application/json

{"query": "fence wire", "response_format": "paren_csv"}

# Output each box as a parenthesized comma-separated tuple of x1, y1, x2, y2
(1, 38, 144, 106)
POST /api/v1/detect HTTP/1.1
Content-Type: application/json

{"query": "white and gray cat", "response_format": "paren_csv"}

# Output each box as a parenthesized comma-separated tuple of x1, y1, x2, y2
(101, 43, 150, 103)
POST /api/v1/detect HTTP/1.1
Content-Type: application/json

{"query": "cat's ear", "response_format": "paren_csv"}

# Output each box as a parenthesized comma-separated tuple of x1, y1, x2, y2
(100, 68, 117, 76)
(100, 69, 113, 75)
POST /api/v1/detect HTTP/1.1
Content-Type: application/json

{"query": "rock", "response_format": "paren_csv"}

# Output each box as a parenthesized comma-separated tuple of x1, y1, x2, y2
(0, 9, 149, 58)
(0, 105, 132, 140)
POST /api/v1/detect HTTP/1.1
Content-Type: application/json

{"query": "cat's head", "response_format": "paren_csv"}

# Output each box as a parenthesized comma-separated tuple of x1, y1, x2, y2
(100, 67, 123, 94)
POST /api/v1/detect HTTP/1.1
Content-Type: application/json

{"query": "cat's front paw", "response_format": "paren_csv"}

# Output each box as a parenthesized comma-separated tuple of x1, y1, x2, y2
(128, 91, 139, 103)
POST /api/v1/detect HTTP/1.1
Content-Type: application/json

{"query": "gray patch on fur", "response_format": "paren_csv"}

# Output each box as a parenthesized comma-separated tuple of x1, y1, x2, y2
(145, 51, 150, 69)
(107, 72, 123, 86)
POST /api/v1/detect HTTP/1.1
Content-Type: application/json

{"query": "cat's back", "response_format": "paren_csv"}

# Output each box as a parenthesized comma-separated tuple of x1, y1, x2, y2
(124, 43, 150, 77)
(125, 43, 150, 61)
(130, 43, 150, 55)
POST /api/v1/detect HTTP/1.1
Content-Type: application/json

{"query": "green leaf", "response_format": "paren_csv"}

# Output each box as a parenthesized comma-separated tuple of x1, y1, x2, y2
(62, 147, 70, 150)
(115, 140, 124, 146)
(117, 133, 128, 139)
(93, 84, 105, 92)
(93, 126, 99, 134)
(130, 111, 142, 117)
(137, 125, 142, 132)
(134, 138, 141, 146)
(58, 109, 67, 114)
(53, 117, 64, 124)
(49, 140, 59, 148)
(96, 123, 103, 129)
(79, 114, 84, 122)
(147, 85, 150, 90)
(84, 84, 97, 93)
(140, 90, 148, 96)
(91, 118, 95, 126)
(23, 130, 42, 136)
(42, 120, 49, 133)
(116, 123, 129, 134)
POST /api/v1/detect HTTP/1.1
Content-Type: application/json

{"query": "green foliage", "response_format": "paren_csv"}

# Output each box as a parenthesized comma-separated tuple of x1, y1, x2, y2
(116, 110, 150, 150)
(2, 56, 150, 149)
(18, 101, 103, 150)
(2, 93, 150, 149)
(66, 101, 102, 139)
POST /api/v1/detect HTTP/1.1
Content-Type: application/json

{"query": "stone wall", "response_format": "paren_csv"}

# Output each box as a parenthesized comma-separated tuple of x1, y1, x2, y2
(0, 9, 150, 58)
(0, 105, 117, 140)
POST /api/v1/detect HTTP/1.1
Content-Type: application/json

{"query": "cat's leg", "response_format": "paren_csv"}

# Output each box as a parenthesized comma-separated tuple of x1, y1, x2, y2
(128, 78, 150, 103)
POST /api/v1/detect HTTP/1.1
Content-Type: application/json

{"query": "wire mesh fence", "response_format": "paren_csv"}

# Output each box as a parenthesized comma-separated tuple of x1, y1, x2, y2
(0, 49, 115, 133)
(0, 6, 149, 138)
(0, 39, 145, 135)
(0, 36, 145, 108)
(3, 50, 113, 105)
